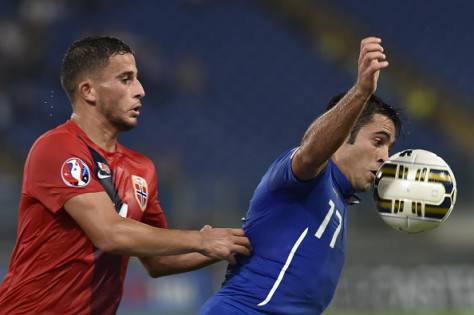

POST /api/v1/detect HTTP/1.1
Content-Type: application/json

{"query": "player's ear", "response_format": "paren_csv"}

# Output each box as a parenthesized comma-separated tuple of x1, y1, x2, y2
(78, 79, 96, 104)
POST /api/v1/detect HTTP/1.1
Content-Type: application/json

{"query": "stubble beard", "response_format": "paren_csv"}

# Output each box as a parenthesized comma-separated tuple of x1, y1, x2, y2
(102, 104, 138, 132)
(112, 116, 137, 132)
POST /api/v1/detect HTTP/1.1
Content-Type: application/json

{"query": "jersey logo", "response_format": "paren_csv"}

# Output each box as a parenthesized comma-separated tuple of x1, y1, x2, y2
(97, 162, 112, 179)
(132, 175, 148, 211)
(61, 158, 91, 187)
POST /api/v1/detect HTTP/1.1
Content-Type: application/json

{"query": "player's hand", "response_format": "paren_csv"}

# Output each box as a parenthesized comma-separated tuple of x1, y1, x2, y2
(198, 227, 252, 264)
(355, 37, 389, 96)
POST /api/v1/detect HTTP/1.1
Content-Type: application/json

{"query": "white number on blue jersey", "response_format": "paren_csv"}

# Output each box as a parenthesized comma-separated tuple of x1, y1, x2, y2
(315, 200, 342, 248)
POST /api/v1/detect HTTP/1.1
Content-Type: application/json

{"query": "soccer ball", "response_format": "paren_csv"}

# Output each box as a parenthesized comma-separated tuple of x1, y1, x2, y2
(374, 149, 457, 233)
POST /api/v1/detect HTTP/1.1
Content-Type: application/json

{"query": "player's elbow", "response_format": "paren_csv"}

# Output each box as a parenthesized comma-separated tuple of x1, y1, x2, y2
(145, 264, 168, 278)
(141, 261, 160, 278)
(296, 153, 315, 170)
(146, 268, 166, 278)
(92, 235, 121, 253)
(141, 256, 177, 278)
(90, 223, 126, 254)
(292, 152, 324, 180)
(148, 267, 177, 278)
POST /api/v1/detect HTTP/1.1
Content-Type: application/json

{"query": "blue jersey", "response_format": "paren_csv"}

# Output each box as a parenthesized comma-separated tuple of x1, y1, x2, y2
(200, 148, 357, 315)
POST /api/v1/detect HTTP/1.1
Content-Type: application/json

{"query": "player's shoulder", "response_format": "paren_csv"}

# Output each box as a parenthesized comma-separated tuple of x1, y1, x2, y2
(264, 146, 330, 188)
(267, 147, 298, 169)
(117, 144, 156, 169)
(30, 121, 84, 155)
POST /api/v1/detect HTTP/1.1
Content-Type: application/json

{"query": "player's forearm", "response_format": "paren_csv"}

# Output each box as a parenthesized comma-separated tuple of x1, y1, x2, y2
(100, 217, 203, 257)
(295, 86, 370, 176)
(65, 192, 249, 262)
(140, 253, 218, 278)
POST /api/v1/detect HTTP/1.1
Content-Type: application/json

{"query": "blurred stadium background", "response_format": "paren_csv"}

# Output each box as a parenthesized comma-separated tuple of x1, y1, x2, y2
(1, 0, 474, 314)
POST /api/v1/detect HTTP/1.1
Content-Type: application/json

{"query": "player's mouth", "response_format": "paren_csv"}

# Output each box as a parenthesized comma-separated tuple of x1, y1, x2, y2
(130, 104, 141, 116)
(369, 170, 377, 180)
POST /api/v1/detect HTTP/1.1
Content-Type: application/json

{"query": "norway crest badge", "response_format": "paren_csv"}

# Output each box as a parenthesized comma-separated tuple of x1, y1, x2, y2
(132, 175, 148, 211)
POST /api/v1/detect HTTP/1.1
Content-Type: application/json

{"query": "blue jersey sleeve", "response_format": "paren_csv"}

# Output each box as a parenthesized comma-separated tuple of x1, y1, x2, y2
(243, 148, 330, 226)
(264, 147, 325, 193)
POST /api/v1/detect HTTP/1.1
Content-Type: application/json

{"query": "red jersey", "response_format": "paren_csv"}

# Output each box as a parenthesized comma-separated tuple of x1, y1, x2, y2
(0, 120, 167, 314)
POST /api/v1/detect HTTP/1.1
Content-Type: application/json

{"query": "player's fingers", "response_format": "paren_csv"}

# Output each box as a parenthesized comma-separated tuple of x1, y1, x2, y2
(230, 228, 246, 236)
(361, 37, 381, 46)
(231, 244, 252, 256)
(360, 43, 384, 57)
(367, 60, 389, 74)
(361, 52, 386, 66)
(226, 254, 237, 265)
(232, 235, 252, 249)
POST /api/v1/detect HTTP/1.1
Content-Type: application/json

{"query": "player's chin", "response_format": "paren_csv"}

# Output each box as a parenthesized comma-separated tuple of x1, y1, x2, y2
(116, 117, 138, 131)
(361, 173, 376, 192)
(359, 184, 371, 192)
(357, 180, 372, 192)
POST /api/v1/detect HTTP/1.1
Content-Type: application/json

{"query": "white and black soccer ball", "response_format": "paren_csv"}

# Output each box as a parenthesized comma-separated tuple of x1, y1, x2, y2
(374, 149, 457, 233)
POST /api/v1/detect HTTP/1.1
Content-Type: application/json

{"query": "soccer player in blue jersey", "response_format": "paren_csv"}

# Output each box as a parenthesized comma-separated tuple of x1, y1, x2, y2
(199, 37, 401, 314)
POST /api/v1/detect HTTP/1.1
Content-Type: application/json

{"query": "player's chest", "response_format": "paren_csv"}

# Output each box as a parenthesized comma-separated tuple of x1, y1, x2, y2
(304, 182, 347, 250)
(106, 158, 151, 221)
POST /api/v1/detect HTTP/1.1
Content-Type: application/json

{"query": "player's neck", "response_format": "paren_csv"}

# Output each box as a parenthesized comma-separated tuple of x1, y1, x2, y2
(71, 113, 118, 152)
(331, 151, 350, 181)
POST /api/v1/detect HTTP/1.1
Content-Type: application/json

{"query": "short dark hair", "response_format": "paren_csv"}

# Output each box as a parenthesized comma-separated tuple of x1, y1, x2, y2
(60, 36, 134, 103)
(326, 92, 402, 144)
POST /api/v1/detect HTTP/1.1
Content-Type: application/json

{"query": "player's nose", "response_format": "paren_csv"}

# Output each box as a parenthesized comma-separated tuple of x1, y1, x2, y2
(134, 79, 145, 99)
(378, 146, 389, 163)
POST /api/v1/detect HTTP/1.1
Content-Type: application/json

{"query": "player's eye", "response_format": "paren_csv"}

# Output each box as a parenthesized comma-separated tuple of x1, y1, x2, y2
(373, 138, 383, 147)
(121, 75, 133, 84)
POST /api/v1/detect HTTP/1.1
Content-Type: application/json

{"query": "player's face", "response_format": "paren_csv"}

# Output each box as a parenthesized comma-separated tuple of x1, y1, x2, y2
(335, 113, 396, 192)
(93, 53, 145, 131)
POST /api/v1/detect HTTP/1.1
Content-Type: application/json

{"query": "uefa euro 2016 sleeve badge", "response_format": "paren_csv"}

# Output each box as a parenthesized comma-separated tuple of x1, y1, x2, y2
(131, 175, 148, 211)
(61, 157, 91, 187)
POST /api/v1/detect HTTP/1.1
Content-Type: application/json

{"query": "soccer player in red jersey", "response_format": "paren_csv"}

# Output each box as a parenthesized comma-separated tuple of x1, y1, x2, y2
(0, 36, 251, 315)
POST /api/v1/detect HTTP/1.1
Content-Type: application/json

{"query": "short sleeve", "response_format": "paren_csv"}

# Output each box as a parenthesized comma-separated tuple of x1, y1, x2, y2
(141, 163, 168, 229)
(264, 147, 328, 193)
(23, 133, 105, 213)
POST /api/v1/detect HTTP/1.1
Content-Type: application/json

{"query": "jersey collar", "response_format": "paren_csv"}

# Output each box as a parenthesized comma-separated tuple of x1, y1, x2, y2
(66, 119, 123, 158)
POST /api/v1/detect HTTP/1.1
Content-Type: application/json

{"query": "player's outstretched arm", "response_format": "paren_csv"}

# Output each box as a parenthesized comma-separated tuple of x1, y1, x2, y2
(139, 252, 217, 278)
(292, 37, 389, 181)
(64, 192, 251, 264)
(139, 225, 239, 278)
